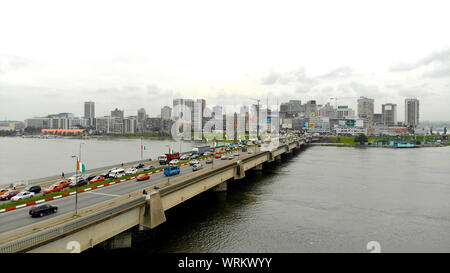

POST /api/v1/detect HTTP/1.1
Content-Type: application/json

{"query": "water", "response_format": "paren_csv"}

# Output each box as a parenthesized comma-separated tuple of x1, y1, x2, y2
(0, 137, 199, 186)
(115, 146, 450, 253)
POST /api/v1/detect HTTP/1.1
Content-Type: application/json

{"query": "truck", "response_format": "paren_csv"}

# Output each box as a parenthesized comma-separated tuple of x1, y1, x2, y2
(164, 165, 180, 176)
(158, 152, 180, 165)
(191, 146, 211, 156)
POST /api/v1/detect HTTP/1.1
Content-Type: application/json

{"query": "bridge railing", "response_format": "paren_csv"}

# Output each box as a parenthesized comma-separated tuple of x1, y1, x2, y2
(0, 197, 146, 253)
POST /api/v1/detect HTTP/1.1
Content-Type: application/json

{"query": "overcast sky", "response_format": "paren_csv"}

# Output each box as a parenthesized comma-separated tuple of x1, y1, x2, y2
(1, 0, 449, 121)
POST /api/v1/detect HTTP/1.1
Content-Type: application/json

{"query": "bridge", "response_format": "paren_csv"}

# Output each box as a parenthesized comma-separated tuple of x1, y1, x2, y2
(0, 138, 311, 253)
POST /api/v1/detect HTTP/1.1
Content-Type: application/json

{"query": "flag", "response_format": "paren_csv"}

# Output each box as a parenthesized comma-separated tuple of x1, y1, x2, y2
(141, 145, 146, 150)
(169, 147, 173, 154)
(77, 161, 86, 173)
(213, 139, 216, 147)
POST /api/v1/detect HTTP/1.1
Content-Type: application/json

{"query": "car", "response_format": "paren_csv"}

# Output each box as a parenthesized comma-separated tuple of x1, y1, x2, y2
(205, 158, 213, 164)
(0, 190, 20, 201)
(11, 191, 35, 201)
(125, 168, 138, 175)
(68, 179, 88, 188)
(99, 171, 111, 178)
(136, 174, 150, 181)
(24, 185, 42, 194)
(248, 150, 253, 154)
(221, 155, 228, 160)
(29, 204, 58, 217)
(143, 165, 155, 171)
(228, 155, 234, 160)
(84, 174, 97, 182)
(202, 152, 209, 156)
(190, 154, 199, 159)
(0, 189, 9, 196)
(180, 155, 190, 161)
(57, 180, 70, 188)
(169, 159, 180, 165)
(189, 159, 199, 166)
(192, 163, 203, 171)
(214, 154, 222, 159)
(90, 176, 106, 184)
(44, 184, 64, 194)
(233, 152, 239, 156)
(134, 163, 145, 169)
(242, 148, 248, 152)
(108, 169, 126, 178)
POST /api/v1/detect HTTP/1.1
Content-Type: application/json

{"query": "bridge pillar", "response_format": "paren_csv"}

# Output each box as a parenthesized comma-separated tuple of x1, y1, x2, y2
(101, 231, 132, 250)
(233, 160, 246, 180)
(139, 190, 166, 230)
(254, 163, 263, 171)
(212, 181, 227, 192)
(275, 155, 282, 162)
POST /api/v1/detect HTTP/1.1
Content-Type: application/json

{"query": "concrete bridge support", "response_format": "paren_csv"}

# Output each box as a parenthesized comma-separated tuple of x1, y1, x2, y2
(212, 181, 227, 192)
(275, 155, 282, 162)
(139, 190, 166, 230)
(234, 160, 246, 180)
(101, 230, 132, 250)
(254, 163, 263, 171)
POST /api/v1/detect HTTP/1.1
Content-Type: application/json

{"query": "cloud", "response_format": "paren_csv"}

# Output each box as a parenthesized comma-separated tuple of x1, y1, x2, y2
(397, 84, 435, 97)
(261, 67, 316, 86)
(0, 55, 30, 75)
(319, 66, 353, 79)
(389, 48, 450, 78)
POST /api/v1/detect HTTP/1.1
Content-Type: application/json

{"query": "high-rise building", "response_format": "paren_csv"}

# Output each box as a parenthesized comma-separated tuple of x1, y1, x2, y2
(137, 108, 146, 122)
(336, 106, 355, 119)
(357, 96, 374, 127)
(84, 101, 95, 126)
(161, 106, 172, 119)
(382, 103, 397, 126)
(111, 108, 124, 119)
(405, 98, 419, 128)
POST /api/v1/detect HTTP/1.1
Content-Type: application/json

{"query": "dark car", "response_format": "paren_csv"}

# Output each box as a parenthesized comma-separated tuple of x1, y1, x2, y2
(25, 185, 41, 194)
(0, 190, 20, 201)
(85, 174, 96, 181)
(205, 158, 213, 164)
(29, 204, 58, 217)
(134, 163, 145, 169)
(68, 179, 88, 188)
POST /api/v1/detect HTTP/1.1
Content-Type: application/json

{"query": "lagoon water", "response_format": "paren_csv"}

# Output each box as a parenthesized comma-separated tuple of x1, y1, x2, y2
(117, 145, 450, 253)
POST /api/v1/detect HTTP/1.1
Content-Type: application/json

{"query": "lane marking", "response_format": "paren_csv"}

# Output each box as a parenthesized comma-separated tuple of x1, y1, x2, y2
(85, 192, 120, 197)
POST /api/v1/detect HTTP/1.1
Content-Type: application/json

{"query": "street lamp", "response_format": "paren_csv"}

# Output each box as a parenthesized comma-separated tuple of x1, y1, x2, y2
(71, 155, 79, 215)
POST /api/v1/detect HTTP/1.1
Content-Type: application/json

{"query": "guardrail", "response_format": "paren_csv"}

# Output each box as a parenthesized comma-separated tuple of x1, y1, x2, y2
(0, 197, 146, 253)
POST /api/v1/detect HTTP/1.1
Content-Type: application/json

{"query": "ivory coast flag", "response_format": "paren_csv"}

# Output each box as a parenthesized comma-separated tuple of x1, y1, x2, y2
(169, 147, 173, 154)
(213, 139, 216, 147)
(77, 161, 86, 173)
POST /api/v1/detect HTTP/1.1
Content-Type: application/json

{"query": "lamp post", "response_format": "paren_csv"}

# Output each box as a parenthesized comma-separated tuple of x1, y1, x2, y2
(71, 155, 79, 215)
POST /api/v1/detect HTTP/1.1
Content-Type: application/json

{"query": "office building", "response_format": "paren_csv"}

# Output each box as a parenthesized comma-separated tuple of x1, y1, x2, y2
(382, 103, 397, 126)
(405, 98, 419, 128)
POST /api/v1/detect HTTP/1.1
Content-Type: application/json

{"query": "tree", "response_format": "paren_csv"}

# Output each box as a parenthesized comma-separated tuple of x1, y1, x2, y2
(354, 134, 368, 144)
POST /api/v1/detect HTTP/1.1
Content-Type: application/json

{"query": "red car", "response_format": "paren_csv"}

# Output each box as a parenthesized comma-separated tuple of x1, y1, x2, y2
(44, 184, 64, 194)
(214, 154, 221, 159)
(136, 174, 150, 181)
(90, 176, 106, 184)
(0, 190, 20, 201)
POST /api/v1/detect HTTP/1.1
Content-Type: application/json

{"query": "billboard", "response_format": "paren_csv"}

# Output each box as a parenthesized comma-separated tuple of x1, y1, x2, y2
(346, 119, 355, 127)
(309, 123, 315, 128)
(302, 122, 309, 128)
(339, 120, 346, 126)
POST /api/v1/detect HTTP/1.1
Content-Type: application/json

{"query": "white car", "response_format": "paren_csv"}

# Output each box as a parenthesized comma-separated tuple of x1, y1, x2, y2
(125, 168, 138, 175)
(180, 155, 190, 161)
(189, 159, 199, 166)
(169, 159, 180, 165)
(11, 191, 35, 201)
